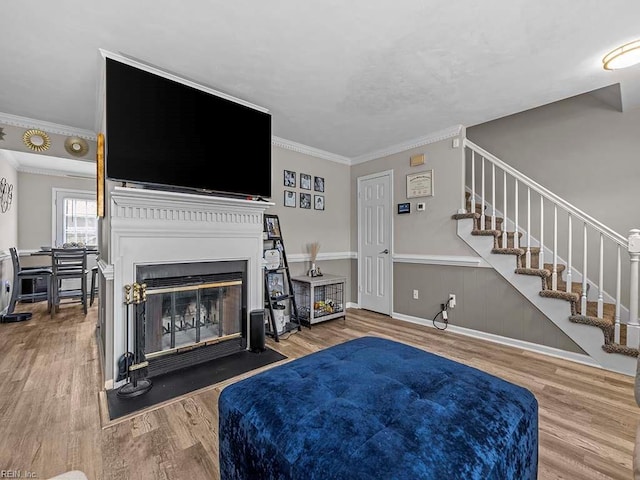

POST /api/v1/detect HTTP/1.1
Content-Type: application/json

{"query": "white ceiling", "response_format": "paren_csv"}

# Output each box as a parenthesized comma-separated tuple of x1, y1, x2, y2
(2, 1, 640, 162)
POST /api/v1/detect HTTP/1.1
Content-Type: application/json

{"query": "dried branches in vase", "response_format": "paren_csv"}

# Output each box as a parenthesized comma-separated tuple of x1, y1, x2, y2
(308, 241, 322, 277)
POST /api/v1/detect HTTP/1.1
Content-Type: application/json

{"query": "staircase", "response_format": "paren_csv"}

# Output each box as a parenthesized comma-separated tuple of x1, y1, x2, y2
(453, 139, 639, 376)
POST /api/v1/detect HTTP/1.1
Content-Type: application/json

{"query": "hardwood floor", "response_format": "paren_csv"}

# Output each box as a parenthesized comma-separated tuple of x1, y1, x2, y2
(0, 301, 638, 479)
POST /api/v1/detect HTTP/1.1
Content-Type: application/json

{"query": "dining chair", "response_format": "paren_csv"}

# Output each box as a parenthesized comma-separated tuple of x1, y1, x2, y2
(90, 265, 99, 306)
(8, 247, 53, 314)
(51, 247, 88, 316)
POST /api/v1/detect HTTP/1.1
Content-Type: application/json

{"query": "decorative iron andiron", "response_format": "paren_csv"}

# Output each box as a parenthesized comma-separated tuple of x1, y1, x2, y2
(117, 282, 153, 398)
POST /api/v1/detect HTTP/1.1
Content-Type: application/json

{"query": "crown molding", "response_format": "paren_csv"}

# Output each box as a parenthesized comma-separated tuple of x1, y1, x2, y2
(272, 136, 351, 165)
(0, 112, 96, 141)
(17, 164, 96, 179)
(0, 149, 19, 169)
(350, 124, 464, 165)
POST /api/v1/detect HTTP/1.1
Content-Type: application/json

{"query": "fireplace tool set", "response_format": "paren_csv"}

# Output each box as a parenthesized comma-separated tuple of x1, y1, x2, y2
(117, 282, 153, 398)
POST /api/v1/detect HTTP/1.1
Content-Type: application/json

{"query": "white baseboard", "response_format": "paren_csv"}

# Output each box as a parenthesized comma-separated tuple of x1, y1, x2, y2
(391, 311, 603, 370)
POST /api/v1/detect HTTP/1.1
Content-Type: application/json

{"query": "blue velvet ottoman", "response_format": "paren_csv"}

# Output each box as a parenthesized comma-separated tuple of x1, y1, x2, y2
(218, 336, 538, 479)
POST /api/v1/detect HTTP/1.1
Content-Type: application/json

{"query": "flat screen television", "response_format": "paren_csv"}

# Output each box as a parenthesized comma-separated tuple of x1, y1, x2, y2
(105, 57, 272, 198)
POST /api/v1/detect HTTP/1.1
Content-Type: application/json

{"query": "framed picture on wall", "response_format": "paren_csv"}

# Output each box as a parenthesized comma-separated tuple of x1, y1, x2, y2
(300, 193, 311, 209)
(284, 170, 296, 187)
(314, 176, 325, 192)
(406, 170, 433, 198)
(314, 195, 324, 211)
(284, 190, 296, 207)
(300, 173, 311, 190)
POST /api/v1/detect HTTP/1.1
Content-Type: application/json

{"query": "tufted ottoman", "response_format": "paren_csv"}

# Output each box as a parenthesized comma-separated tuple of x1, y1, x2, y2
(218, 336, 538, 480)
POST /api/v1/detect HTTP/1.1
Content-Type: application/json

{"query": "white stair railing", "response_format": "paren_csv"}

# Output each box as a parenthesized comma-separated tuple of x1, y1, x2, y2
(463, 138, 639, 350)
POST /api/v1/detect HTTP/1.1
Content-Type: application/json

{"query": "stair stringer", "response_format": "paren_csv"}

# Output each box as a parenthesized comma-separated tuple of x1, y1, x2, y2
(457, 218, 636, 376)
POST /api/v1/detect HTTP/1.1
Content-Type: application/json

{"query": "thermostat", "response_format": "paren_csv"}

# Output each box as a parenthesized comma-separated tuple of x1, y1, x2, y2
(417, 202, 426, 211)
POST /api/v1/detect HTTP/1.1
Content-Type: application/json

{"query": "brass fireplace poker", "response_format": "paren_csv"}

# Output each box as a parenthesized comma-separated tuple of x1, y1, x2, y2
(117, 282, 153, 398)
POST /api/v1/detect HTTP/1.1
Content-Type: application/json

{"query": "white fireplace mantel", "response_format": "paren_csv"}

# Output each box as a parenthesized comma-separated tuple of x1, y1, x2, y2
(100, 186, 273, 388)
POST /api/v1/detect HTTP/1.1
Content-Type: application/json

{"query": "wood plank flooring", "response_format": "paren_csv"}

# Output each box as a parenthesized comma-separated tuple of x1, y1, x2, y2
(0, 301, 638, 479)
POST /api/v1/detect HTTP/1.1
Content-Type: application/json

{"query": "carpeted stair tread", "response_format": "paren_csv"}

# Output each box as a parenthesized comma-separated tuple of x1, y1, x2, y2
(453, 206, 628, 359)
(553, 279, 583, 296)
(492, 247, 524, 255)
(496, 232, 524, 249)
(471, 229, 501, 237)
(601, 343, 639, 357)
(515, 268, 550, 277)
(539, 290, 580, 308)
(452, 212, 477, 220)
(542, 263, 566, 274)
(577, 301, 616, 321)
(516, 247, 541, 269)
(568, 314, 613, 330)
(454, 207, 504, 230)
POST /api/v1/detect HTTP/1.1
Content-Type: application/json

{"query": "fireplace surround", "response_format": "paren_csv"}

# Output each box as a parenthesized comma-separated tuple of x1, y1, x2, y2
(137, 260, 248, 377)
(98, 186, 273, 388)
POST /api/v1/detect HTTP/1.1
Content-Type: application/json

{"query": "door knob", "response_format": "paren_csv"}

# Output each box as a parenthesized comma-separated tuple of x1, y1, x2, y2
(380, 249, 389, 254)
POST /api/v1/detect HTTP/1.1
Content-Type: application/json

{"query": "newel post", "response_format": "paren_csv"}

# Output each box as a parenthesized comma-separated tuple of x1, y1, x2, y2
(628, 229, 640, 348)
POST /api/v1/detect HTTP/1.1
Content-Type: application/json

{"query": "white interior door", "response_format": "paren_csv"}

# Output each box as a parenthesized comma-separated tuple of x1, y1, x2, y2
(357, 170, 392, 315)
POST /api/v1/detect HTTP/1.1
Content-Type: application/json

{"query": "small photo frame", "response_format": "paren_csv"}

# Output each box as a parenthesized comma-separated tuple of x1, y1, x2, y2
(284, 190, 296, 208)
(300, 173, 312, 190)
(266, 272, 285, 298)
(398, 202, 410, 214)
(314, 176, 325, 192)
(284, 170, 296, 187)
(406, 170, 433, 198)
(265, 215, 282, 238)
(314, 195, 325, 211)
(300, 193, 311, 209)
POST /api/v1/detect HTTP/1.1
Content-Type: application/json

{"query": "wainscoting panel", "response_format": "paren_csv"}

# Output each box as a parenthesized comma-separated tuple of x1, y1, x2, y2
(393, 262, 584, 354)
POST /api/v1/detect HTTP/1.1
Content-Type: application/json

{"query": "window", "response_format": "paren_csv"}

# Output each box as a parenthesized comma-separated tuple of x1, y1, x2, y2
(54, 189, 97, 247)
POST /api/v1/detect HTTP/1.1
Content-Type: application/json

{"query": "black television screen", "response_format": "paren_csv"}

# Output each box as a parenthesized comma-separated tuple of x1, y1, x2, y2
(105, 58, 272, 198)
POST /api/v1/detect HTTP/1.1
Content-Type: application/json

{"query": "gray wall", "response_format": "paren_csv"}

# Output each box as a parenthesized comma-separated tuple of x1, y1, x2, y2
(394, 263, 584, 353)
(350, 136, 478, 256)
(0, 151, 18, 311)
(346, 135, 581, 352)
(269, 146, 351, 256)
(467, 90, 640, 238)
(18, 171, 95, 252)
(270, 145, 354, 302)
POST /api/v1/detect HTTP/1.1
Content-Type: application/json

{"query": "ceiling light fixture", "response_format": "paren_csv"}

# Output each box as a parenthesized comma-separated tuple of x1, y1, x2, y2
(603, 40, 640, 70)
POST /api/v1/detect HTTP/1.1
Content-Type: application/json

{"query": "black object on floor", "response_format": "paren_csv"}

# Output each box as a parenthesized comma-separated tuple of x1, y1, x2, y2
(0, 312, 32, 323)
(106, 347, 286, 420)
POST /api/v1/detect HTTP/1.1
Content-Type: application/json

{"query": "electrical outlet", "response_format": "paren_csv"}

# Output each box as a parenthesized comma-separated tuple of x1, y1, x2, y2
(448, 293, 456, 309)
(413, 289, 419, 300)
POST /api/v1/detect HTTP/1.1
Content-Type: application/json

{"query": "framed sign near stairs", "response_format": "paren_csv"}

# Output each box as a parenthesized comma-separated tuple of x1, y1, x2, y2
(263, 214, 302, 341)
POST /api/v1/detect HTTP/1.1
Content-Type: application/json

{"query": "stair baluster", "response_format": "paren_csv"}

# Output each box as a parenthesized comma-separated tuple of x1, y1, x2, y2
(615, 245, 621, 343)
(566, 213, 573, 293)
(502, 171, 508, 248)
(539, 197, 544, 270)
(552, 205, 558, 291)
(526, 187, 531, 268)
(491, 163, 496, 230)
(514, 179, 519, 249)
(581, 223, 588, 315)
(481, 156, 486, 230)
(598, 233, 604, 318)
(471, 151, 476, 216)
(628, 229, 640, 348)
